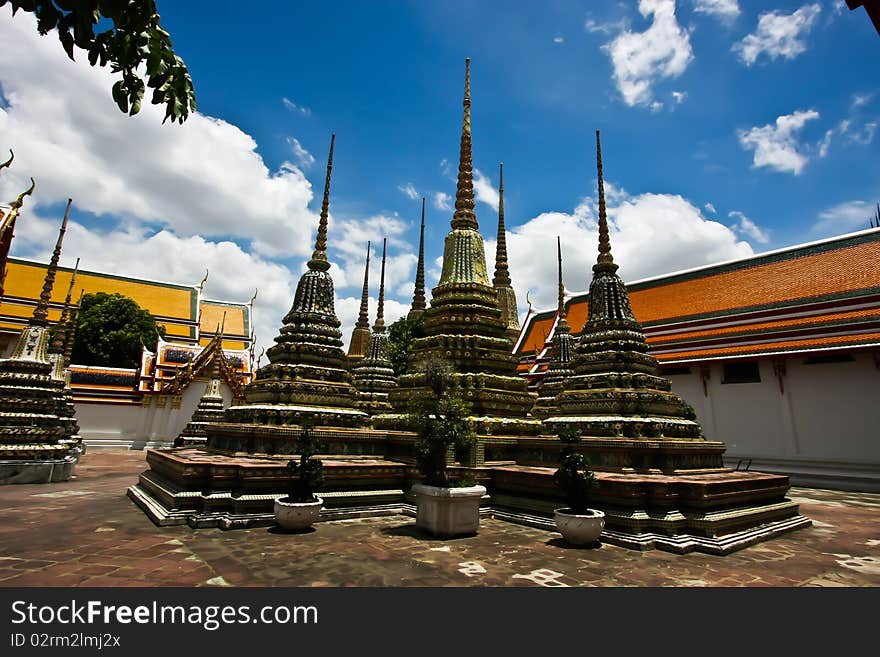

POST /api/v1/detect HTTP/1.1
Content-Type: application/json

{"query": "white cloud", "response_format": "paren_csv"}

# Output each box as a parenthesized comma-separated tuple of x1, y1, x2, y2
(737, 110, 820, 175)
(398, 182, 419, 200)
(704, 202, 716, 214)
(0, 13, 320, 260)
(671, 91, 687, 105)
(489, 187, 753, 316)
(851, 92, 873, 109)
(848, 121, 877, 145)
(728, 210, 770, 244)
(433, 191, 452, 210)
(553, 35, 565, 44)
(473, 168, 499, 211)
(650, 100, 664, 112)
(818, 129, 833, 157)
(733, 4, 822, 66)
(287, 137, 315, 168)
(813, 201, 877, 237)
(281, 97, 311, 116)
(585, 17, 630, 35)
(604, 0, 694, 107)
(692, 0, 740, 22)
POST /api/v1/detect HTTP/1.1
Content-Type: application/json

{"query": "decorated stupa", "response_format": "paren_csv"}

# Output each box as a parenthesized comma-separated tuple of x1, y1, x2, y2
(544, 132, 705, 443)
(382, 59, 538, 435)
(407, 198, 427, 321)
(0, 199, 81, 484)
(492, 163, 519, 341)
(214, 134, 368, 436)
(352, 238, 397, 414)
(531, 237, 575, 419)
(174, 378, 226, 447)
(347, 242, 372, 362)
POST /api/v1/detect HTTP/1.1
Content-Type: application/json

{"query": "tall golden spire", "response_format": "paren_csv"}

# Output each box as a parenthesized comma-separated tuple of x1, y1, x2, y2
(374, 238, 387, 333)
(594, 130, 618, 274)
(49, 257, 79, 354)
(32, 198, 72, 327)
(356, 241, 371, 330)
(492, 162, 511, 287)
(309, 133, 335, 272)
(408, 198, 427, 320)
(451, 58, 477, 231)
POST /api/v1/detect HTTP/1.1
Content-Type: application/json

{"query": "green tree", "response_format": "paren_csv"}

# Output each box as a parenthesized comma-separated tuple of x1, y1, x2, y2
(1, 0, 196, 123)
(70, 292, 165, 367)
(387, 314, 424, 376)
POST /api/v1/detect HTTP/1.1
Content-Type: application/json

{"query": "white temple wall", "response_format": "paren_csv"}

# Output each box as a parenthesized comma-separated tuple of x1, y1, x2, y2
(75, 378, 234, 450)
(667, 352, 880, 491)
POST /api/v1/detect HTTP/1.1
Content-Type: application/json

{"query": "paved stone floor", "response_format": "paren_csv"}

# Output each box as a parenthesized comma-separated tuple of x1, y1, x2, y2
(0, 451, 878, 587)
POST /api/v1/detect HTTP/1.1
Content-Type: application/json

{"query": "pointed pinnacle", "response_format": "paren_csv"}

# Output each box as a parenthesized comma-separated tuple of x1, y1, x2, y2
(10, 177, 35, 209)
(0, 149, 12, 172)
(62, 288, 84, 368)
(375, 238, 387, 332)
(355, 241, 371, 330)
(556, 236, 570, 332)
(594, 130, 617, 274)
(309, 133, 335, 272)
(409, 198, 427, 318)
(451, 58, 477, 231)
(49, 257, 79, 354)
(32, 198, 72, 326)
(493, 162, 512, 287)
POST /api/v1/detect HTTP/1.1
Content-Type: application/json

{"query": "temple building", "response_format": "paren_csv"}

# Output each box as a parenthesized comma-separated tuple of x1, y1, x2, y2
(0, 202, 81, 484)
(381, 59, 538, 440)
(517, 223, 880, 492)
(352, 238, 397, 414)
(0, 255, 254, 450)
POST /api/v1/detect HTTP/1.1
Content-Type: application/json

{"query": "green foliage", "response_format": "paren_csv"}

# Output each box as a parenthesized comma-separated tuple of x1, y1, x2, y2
(387, 314, 424, 376)
(408, 357, 475, 487)
(1, 0, 196, 123)
(553, 426, 596, 514)
(285, 423, 324, 503)
(71, 292, 165, 368)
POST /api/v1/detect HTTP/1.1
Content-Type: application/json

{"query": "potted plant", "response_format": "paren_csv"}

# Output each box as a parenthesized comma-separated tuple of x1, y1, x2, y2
(274, 423, 324, 531)
(553, 426, 605, 546)
(408, 357, 485, 537)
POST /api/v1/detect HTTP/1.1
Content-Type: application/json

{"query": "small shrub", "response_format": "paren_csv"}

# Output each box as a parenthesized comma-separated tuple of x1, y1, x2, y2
(553, 426, 596, 514)
(284, 423, 324, 503)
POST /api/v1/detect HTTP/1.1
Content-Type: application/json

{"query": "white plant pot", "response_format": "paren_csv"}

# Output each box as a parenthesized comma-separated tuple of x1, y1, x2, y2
(274, 496, 323, 531)
(412, 483, 486, 537)
(554, 508, 605, 546)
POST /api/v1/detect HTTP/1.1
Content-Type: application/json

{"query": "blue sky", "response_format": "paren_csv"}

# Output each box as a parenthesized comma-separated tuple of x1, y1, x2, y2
(0, 1, 877, 351)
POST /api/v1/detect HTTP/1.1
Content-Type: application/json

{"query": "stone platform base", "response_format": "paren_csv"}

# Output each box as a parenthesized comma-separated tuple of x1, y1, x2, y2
(129, 446, 810, 554)
(0, 456, 77, 485)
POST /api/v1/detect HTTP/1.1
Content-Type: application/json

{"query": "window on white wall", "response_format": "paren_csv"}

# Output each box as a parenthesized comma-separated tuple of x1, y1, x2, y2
(722, 361, 761, 384)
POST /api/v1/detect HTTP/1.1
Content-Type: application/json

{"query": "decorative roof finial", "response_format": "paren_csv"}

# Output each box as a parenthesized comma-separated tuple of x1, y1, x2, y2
(32, 198, 72, 326)
(0, 149, 12, 173)
(409, 198, 427, 319)
(309, 133, 335, 272)
(10, 177, 35, 210)
(594, 130, 618, 274)
(356, 241, 371, 330)
(493, 162, 511, 287)
(451, 58, 477, 231)
(374, 238, 387, 333)
(198, 269, 209, 293)
(49, 257, 79, 354)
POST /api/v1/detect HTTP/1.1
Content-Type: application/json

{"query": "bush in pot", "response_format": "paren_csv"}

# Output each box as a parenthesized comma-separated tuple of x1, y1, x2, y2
(274, 423, 325, 531)
(407, 357, 485, 536)
(553, 426, 605, 546)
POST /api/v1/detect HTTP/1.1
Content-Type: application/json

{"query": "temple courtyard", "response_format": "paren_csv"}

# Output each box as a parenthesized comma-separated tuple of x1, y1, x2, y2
(0, 450, 877, 588)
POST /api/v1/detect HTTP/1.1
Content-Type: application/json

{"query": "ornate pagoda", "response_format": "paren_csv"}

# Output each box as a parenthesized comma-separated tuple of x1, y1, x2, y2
(531, 237, 575, 419)
(408, 198, 427, 321)
(381, 59, 537, 437)
(493, 163, 520, 341)
(0, 199, 81, 484)
(352, 238, 397, 414)
(347, 242, 372, 362)
(544, 132, 704, 443)
(174, 378, 226, 447)
(212, 134, 368, 439)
